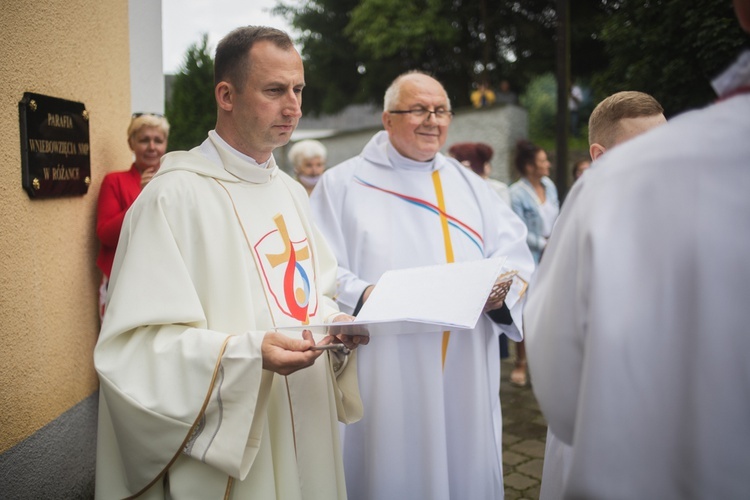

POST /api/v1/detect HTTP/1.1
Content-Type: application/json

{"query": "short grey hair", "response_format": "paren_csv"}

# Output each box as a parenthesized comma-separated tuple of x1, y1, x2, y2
(383, 70, 452, 111)
(287, 139, 328, 167)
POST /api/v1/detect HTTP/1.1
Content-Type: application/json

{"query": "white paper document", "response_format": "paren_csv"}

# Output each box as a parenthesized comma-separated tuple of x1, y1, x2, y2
(281, 257, 508, 336)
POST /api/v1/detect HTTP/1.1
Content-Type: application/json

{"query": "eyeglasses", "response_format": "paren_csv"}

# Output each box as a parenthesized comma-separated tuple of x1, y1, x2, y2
(388, 107, 455, 122)
(131, 112, 165, 119)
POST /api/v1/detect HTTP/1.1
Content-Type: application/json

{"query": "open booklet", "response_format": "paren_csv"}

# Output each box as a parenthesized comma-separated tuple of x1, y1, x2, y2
(280, 257, 513, 336)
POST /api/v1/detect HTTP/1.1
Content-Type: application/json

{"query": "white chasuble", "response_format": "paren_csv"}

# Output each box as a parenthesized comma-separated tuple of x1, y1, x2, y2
(525, 52, 750, 499)
(310, 131, 534, 500)
(95, 132, 361, 499)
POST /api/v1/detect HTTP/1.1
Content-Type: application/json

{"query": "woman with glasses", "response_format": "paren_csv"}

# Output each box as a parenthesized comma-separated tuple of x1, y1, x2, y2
(95, 113, 169, 318)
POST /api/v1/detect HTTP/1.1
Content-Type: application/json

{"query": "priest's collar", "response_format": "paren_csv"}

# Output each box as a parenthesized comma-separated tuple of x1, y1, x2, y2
(208, 130, 278, 184)
(386, 139, 438, 172)
(712, 50, 750, 98)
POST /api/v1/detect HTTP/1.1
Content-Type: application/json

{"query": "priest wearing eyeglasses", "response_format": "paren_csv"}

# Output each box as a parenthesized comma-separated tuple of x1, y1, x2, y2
(310, 70, 535, 500)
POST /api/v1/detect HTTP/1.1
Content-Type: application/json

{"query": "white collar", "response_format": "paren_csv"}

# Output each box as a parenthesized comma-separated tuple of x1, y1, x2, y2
(712, 50, 750, 98)
(386, 139, 437, 172)
(208, 130, 277, 184)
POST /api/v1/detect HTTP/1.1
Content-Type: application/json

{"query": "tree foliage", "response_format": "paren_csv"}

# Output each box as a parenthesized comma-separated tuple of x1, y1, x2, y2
(275, 0, 609, 115)
(520, 73, 558, 139)
(592, 0, 750, 117)
(166, 34, 216, 151)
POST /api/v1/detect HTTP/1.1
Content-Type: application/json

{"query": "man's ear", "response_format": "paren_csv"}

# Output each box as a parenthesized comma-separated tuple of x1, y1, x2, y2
(215, 82, 233, 112)
(589, 143, 606, 161)
(381, 111, 391, 132)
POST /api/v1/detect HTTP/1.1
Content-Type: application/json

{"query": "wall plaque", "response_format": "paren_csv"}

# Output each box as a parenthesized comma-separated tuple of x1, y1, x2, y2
(19, 92, 91, 199)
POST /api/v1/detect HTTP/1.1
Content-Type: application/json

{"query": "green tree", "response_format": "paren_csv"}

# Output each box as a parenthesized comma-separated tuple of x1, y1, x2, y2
(592, 0, 750, 117)
(274, 0, 368, 115)
(520, 73, 558, 140)
(166, 34, 216, 151)
(276, 0, 609, 114)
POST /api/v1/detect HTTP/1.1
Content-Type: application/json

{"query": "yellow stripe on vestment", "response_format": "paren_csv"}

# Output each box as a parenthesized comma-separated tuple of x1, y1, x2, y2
(431, 170, 454, 370)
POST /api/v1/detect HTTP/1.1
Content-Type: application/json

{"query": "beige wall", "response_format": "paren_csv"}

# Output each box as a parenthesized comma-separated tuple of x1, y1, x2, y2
(0, 0, 132, 452)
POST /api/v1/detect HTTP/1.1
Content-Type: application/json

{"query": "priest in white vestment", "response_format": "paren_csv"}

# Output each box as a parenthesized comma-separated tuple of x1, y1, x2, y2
(310, 71, 535, 500)
(525, 3, 750, 495)
(537, 90, 666, 500)
(94, 27, 363, 499)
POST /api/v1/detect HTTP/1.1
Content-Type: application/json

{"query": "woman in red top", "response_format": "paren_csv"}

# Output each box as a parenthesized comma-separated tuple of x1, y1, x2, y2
(96, 113, 169, 317)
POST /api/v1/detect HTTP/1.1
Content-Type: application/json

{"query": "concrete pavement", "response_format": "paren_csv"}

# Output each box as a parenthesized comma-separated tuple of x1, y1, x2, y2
(501, 357, 547, 499)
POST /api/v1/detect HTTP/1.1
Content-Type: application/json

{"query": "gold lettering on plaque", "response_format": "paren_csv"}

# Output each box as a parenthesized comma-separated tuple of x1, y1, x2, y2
(47, 113, 74, 129)
(51, 166, 80, 181)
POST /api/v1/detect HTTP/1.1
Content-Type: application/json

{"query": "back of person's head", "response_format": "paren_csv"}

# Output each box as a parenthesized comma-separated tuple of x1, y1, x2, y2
(383, 70, 451, 112)
(127, 113, 170, 142)
(448, 142, 493, 176)
(214, 26, 294, 89)
(288, 139, 328, 167)
(514, 139, 541, 176)
(588, 91, 664, 150)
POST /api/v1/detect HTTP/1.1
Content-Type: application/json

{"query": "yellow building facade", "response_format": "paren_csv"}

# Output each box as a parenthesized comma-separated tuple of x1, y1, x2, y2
(1, 1, 136, 495)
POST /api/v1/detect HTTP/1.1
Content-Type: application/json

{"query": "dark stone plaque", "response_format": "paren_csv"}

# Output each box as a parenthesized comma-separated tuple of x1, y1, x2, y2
(19, 92, 91, 199)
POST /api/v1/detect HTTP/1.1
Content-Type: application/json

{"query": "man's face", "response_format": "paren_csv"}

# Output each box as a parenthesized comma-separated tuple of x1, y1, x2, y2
(383, 75, 451, 162)
(295, 156, 325, 178)
(533, 150, 551, 178)
(230, 41, 304, 161)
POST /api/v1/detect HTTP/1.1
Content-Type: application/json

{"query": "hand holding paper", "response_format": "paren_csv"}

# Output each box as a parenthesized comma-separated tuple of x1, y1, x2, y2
(282, 258, 519, 336)
(329, 314, 370, 348)
(483, 270, 518, 313)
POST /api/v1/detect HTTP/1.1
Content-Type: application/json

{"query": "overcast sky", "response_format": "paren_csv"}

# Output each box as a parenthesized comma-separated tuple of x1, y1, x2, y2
(162, 0, 294, 74)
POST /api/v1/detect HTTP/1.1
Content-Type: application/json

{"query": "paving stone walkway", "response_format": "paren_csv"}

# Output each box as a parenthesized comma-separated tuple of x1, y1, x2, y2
(500, 357, 548, 500)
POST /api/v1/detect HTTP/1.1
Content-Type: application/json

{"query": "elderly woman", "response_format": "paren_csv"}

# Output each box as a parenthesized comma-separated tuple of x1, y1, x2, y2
(288, 139, 327, 196)
(95, 113, 169, 317)
(508, 139, 559, 386)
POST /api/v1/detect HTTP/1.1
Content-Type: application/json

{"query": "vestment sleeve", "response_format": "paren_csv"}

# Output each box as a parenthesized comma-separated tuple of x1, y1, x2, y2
(310, 218, 364, 424)
(524, 182, 589, 445)
(310, 168, 371, 313)
(479, 179, 535, 340)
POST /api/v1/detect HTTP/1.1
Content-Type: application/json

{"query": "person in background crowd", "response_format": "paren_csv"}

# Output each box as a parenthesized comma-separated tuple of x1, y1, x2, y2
(311, 70, 534, 500)
(95, 113, 169, 318)
(569, 82, 584, 137)
(526, 1, 750, 496)
(470, 81, 496, 108)
(288, 139, 327, 196)
(571, 158, 590, 181)
(496, 79, 518, 105)
(508, 139, 559, 387)
(447, 141, 510, 205)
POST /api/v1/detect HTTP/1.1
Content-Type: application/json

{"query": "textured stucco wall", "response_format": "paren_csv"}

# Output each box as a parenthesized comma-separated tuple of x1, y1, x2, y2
(0, 0, 131, 455)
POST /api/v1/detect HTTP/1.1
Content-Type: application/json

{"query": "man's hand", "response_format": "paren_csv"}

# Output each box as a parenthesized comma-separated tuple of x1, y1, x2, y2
(140, 167, 158, 188)
(362, 285, 375, 304)
(261, 330, 323, 376)
(483, 279, 512, 313)
(328, 314, 370, 350)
